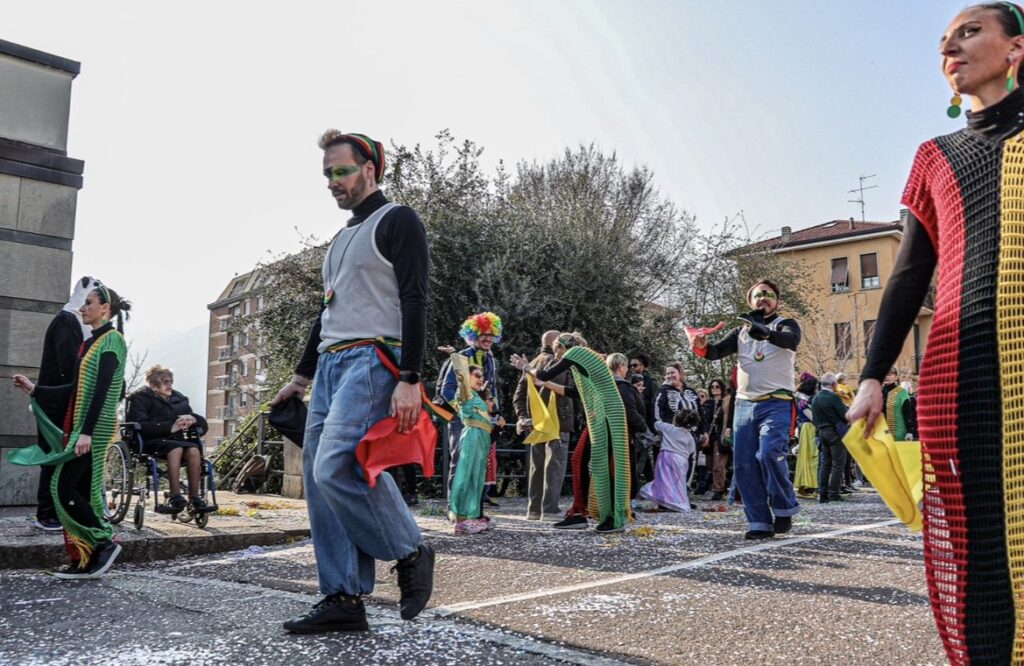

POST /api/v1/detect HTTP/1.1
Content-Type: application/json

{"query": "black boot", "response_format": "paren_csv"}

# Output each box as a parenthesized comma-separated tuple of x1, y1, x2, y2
(392, 544, 435, 620)
(773, 515, 792, 534)
(283, 593, 368, 633)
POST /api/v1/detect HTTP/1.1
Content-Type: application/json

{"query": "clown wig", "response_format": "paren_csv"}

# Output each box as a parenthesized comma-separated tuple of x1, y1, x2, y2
(459, 312, 503, 344)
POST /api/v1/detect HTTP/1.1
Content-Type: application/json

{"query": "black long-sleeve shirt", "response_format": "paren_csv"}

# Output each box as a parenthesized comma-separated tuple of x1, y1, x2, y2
(295, 190, 428, 377)
(703, 315, 802, 361)
(33, 322, 119, 437)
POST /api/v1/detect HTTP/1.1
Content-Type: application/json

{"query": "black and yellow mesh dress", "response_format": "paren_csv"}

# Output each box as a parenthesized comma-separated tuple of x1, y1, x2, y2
(863, 87, 1024, 664)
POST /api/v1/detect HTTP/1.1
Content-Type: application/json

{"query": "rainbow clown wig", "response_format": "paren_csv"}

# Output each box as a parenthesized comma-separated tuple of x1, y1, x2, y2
(459, 312, 503, 344)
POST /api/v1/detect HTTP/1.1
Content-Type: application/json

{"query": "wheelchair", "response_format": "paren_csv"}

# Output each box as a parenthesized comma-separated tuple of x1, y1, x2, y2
(102, 423, 219, 530)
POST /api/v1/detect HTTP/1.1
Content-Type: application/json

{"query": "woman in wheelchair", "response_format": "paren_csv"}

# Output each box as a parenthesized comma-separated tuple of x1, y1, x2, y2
(126, 365, 215, 514)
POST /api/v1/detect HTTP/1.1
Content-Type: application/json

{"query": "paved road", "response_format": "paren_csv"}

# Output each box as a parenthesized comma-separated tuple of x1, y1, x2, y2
(0, 492, 946, 665)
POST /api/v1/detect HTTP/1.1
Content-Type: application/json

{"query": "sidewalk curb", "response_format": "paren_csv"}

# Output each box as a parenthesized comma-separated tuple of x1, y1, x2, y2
(0, 527, 312, 570)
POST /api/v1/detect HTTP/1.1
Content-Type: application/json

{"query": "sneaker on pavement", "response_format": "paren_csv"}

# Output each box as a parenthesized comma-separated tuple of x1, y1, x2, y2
(526, 513, 541, 521)
(51, 562, 90, 580)
(85, 540, 122, 578)
(283, 593, 368, 633)
(33, 517, 63, 532)
(710, 492, 725, 501)
(454, 520, 487, 535)
(392, 544, 435, 620)
(773, 516, 793, 534)
(744, 529, 775, 540)
(595, 518, 624, 534)
(552, 515, 588, 530)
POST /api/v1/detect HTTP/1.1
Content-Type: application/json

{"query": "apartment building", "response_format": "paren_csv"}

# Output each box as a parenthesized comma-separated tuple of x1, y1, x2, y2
(206, 270, 267, 448)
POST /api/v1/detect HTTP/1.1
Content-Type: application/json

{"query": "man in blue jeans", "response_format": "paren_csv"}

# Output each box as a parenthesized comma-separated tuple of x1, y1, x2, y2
(272, 131, 434, 633)
(691, 279, 801, 539)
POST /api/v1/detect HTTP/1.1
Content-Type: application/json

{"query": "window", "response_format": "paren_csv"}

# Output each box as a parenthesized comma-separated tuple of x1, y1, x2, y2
(243, 300, 251, 316)
(834, 322, 852, 359)
(830, 258, 850, 293)
(257, 295, 265, 312)
(863, 319, 877, 356)
(240, 360, 248, 377)
(860, 253, 880, 289)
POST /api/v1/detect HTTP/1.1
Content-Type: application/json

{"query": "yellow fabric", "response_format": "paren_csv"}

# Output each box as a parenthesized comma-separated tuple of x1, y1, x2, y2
(523, 380, 560, 445)
(835, 384, 854, 407)
(998, 134, 1024, 665)
(843, 418, 923, 531)
(793, 422, 819, 491)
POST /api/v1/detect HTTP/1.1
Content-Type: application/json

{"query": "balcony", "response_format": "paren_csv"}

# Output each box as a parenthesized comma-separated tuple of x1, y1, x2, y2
(218, 349, 239, 361)
(216, 406, 238, 420)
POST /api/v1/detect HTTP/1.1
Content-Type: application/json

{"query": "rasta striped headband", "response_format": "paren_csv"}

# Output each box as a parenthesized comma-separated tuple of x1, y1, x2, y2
(318, 130, 386, 182)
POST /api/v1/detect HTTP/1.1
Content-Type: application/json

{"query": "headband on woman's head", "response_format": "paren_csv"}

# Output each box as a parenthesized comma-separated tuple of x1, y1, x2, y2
(1004, 2, 1024, 35)
(319, 130, 386, 182)
(96, 283, 111, 306)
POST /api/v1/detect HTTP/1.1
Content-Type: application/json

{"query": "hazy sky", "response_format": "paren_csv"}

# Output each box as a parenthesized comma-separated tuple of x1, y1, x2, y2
(7, 1, 968, 410)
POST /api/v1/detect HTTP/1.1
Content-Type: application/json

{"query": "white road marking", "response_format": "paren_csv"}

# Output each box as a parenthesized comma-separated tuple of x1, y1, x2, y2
(431, 519, 900, 616)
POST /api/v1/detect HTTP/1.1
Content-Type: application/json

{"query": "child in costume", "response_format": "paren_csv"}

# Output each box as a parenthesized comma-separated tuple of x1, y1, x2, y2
(448, 358, 502, 535)
(639, 409, 697, 512)
(10, 283, 130, 579)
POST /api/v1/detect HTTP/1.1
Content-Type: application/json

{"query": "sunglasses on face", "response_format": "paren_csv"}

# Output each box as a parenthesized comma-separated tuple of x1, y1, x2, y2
(752, 290, 776, 300)
(324, 165, 362, 181)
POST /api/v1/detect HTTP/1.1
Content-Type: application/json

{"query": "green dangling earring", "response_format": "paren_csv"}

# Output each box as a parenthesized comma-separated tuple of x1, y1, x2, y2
(947, 93, 963, 119)
(1009, 64, 1017, 93)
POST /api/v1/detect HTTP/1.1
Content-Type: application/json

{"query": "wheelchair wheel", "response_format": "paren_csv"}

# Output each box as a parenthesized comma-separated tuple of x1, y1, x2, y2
(103, 441, 131, 524)
(133, 501, 145, 530)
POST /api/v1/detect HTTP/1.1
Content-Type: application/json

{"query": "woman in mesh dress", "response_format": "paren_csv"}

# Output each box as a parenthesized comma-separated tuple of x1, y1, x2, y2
(848, 4, 1024, 662)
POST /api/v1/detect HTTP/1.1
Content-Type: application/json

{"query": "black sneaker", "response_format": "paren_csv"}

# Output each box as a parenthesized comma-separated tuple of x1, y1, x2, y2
(773, 516, 793, 534)
(85, 541, 122, 578)
(818, 497, 829, 504)
(710, 492, 725, 501)
(595, 518, 624, 534)
(482, 497, 500, 508)
(283, 593, 368, 633)
(51, 562, 90, 580)
(189, 496, 217, 514)
(552, 515, 589, 530)
(157, 494, 188, 515)
(744, 530, 775, 540)
(392, 544, 435, 620)
(34, 517, 63, 532)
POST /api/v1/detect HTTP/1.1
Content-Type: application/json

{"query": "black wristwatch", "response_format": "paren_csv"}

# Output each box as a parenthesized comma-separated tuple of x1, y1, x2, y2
(399, 371, 420, 385)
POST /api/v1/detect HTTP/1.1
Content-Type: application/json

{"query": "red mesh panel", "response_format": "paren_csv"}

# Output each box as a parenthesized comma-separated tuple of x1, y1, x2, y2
(905, 140, 970, 664)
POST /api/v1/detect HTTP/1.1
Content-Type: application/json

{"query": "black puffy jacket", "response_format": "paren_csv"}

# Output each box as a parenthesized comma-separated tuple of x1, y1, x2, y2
(125, 387, 208, 446)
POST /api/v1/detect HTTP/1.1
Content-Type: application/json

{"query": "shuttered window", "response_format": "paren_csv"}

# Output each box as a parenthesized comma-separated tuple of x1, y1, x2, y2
(830, 257, 849, 293)
(860, 253, 880, 289)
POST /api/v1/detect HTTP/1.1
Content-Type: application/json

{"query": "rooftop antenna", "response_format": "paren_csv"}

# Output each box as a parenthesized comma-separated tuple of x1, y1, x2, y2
(847, 174, 878, 222)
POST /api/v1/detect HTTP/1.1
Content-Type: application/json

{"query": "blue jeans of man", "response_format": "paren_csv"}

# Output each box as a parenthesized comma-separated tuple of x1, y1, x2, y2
(733, 398, 800, 531)
(303, 345, 422, 597)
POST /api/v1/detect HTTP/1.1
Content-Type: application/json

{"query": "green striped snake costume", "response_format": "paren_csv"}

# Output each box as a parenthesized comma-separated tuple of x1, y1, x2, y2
(51, 329, 126, 562)
(563, 346, 631, 529)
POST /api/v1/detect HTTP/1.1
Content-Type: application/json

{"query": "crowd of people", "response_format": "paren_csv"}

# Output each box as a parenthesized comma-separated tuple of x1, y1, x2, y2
(11, 5, 1024, 661)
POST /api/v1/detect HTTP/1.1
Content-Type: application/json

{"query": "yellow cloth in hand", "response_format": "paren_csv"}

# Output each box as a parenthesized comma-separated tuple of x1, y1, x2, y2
(524, 379, 560, 445)
(843, 418, 923, 531)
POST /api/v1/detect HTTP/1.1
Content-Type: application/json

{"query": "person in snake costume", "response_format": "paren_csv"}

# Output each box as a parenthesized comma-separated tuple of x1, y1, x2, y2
(513, 341, 631, 532)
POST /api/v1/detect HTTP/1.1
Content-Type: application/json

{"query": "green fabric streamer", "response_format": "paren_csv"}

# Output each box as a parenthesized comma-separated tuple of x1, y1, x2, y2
(563, 347, 631, 528)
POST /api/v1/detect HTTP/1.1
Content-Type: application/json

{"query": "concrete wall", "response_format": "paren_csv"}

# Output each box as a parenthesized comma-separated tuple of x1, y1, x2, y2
(0, 40, 82, 506)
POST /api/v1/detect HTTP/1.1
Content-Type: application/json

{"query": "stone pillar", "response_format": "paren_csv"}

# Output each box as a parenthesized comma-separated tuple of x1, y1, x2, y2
(281, 439, 304, 499)
(0, 40, 84, 506)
